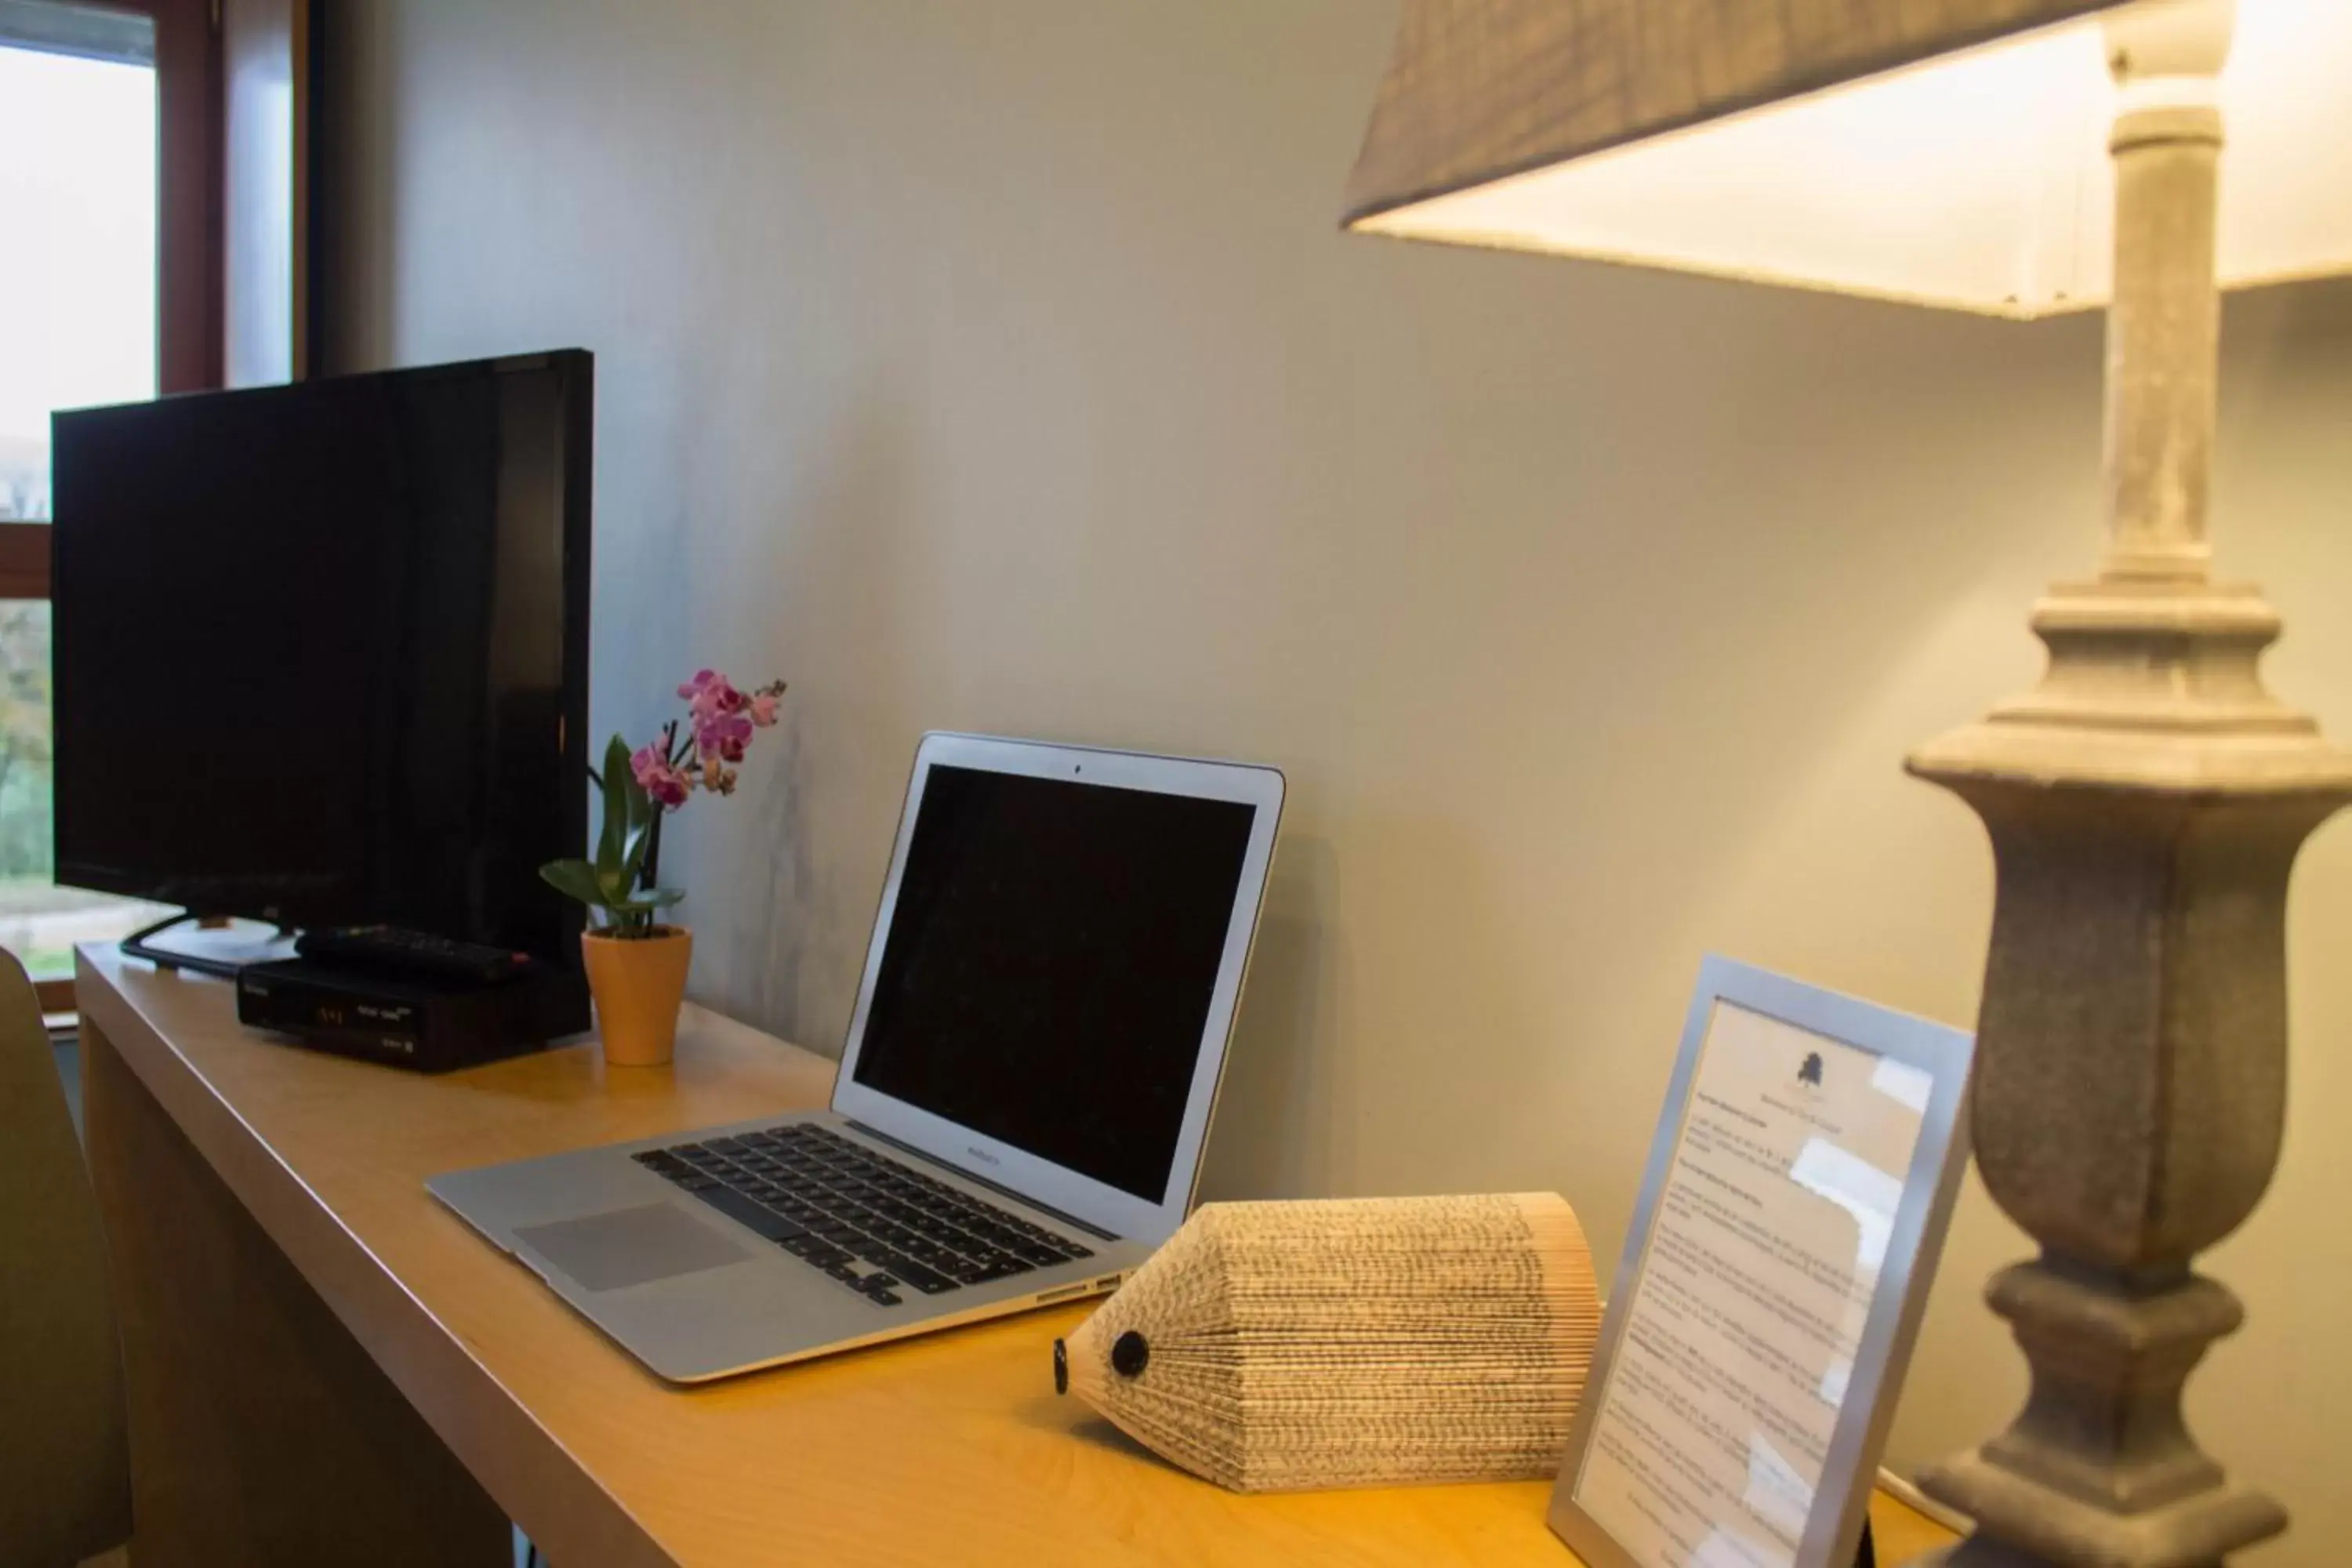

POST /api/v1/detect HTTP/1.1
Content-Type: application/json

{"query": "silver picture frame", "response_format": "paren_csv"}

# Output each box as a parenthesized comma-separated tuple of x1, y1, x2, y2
(1548, 955, 1975, 1568)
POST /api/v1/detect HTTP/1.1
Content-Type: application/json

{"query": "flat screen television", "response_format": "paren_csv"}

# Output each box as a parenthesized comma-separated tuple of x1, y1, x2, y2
(49, 350, 593, 967)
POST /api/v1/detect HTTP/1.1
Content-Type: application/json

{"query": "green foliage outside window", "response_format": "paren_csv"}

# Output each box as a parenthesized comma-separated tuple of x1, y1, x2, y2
(0, 601, 52, 880)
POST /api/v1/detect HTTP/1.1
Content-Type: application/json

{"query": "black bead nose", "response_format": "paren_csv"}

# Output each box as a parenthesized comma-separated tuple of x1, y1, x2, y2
(1111, 1330, 1150, 1378)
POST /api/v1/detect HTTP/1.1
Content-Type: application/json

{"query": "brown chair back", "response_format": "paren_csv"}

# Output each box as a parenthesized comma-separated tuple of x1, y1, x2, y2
(0, 953, 131, 1565)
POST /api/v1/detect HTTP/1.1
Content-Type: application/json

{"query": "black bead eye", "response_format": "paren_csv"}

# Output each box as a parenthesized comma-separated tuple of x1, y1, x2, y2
(1111, 1330, 1150, 1377)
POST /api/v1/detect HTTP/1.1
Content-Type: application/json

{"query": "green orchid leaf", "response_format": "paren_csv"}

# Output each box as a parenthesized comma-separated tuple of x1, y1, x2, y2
(619, 745, 664, 891)
(597, 734, 633, 874)
(621, 819, 653, 889)
(605, 887, 685, 916)
(595, 862, 637, 906)
(623, 765, 658, 837)
(625, 757, 656, 821)
(539, 858, 608, 909)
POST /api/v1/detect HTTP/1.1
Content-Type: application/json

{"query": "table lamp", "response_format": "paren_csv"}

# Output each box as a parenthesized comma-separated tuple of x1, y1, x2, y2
(1340, 2, 2352, 1564)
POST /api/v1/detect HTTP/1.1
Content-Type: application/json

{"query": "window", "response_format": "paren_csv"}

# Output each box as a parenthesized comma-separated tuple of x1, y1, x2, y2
(0, 1, 205, 1006)
(2, 20, 158, 514)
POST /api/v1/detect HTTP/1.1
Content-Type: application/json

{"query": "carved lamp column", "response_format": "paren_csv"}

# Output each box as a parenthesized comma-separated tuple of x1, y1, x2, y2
(1339, 2, 2352, 1563)
(1903, 9, 2352, 1563)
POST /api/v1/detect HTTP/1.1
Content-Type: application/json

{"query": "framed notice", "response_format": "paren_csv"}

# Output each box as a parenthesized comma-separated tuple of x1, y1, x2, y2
(1548, 957, 1973, 1568)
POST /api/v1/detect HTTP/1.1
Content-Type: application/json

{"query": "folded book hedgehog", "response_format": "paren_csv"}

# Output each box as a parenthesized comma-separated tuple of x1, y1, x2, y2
(1054, 1193, 1600, 1493)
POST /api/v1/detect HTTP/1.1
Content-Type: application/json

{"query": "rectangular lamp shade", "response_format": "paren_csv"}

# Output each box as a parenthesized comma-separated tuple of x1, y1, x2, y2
(1342, 0, 2352, 318)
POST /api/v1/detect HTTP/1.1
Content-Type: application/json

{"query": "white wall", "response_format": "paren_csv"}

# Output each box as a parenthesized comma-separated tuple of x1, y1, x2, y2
(325, 2, 2352, 1554)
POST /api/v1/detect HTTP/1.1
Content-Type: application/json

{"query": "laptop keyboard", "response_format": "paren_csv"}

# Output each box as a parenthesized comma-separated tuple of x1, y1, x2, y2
(632, 1123, 1094, 1308)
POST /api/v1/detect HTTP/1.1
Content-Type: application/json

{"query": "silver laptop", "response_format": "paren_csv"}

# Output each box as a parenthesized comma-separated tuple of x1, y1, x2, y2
(430, 732, 1284, 1383)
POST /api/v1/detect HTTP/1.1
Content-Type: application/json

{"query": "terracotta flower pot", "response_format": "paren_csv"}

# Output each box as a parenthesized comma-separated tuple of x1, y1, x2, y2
(581, 926, 693, 1068)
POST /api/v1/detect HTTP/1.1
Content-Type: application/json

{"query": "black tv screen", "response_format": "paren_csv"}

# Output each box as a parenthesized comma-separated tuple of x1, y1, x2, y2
(49, 350, 593, 963)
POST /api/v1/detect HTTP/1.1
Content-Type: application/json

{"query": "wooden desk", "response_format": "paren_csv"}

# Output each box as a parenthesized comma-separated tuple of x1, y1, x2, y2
(75, 945, 1955, 1566)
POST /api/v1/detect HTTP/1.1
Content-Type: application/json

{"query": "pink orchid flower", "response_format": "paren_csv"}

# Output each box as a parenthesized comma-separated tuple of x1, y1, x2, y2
(677, 669, 748, 720)
(749, 691, 781, 728)
(695, 710, 753, 765)
(630, 742, 691, 809)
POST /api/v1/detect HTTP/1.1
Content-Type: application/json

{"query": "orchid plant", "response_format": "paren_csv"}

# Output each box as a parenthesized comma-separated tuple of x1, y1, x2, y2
(539, 670, 787, 938)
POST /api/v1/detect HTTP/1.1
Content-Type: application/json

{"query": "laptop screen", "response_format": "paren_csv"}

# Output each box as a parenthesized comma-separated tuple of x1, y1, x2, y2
(847, 764, 1258, 1202)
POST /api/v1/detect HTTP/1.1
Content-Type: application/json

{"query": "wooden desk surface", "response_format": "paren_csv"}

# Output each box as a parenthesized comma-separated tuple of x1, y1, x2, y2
(76, 945, 1954, 1567)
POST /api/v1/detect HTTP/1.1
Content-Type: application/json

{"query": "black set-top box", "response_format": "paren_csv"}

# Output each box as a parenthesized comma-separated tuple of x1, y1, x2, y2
(236, 959, 590, 1073)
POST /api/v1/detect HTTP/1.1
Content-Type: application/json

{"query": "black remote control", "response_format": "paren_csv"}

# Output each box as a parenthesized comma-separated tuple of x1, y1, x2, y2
(295, 925, 532, 985)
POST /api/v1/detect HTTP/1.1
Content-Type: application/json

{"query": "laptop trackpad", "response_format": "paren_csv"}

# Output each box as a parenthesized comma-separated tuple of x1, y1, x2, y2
(515, 1203, 750, 1291)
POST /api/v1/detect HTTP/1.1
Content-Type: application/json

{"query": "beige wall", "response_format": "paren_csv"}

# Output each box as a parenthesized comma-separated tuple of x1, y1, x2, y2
(323, 1, 2352, 1554)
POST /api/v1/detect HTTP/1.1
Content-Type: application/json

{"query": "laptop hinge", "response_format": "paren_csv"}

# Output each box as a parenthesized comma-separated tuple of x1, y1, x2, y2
(843, 1120, 1123, 1243)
